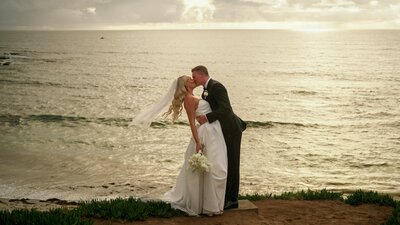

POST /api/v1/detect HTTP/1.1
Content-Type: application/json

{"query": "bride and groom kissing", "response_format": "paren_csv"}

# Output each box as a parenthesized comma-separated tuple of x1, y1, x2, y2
(133, 65, 246, 216)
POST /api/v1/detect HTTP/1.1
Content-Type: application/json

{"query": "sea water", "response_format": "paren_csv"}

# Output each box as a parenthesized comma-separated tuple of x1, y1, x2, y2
(0, 30, 399, 200)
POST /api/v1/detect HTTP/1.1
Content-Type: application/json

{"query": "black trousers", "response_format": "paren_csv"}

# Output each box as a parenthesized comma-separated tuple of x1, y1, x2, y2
(224, 131, 242, 204)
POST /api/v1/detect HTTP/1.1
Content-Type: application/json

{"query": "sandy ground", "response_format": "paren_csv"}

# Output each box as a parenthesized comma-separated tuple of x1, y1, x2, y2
(93, 200, 393, 225)
(0, 198, 393, 225)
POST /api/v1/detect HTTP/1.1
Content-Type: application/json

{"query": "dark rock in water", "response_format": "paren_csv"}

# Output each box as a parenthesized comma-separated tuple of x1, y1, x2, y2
(100, 36, 104, 39)
(0, 53, 12, 65)
(45, 198, 61, 202)
(21, 199, 33, 204)
(0, 53, 11, 59)
(1, 61, 11, 66)
(8, 198, 34, 204)
(44, 198, 79, 205)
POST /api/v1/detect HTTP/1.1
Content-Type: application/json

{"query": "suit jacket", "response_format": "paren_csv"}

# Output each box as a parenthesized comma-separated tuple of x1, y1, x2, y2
(203, 79, 246, 138)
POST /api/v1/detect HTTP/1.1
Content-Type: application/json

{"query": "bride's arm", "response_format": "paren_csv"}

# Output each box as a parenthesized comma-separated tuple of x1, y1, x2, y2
(184, 96, 202, 152)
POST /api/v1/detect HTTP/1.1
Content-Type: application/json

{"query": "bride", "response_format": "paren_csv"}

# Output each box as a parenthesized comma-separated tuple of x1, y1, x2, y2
(132, 75, 227, 216)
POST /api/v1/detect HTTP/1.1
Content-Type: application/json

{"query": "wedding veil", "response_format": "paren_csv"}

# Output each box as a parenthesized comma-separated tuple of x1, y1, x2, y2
(130, 79, 177, 127)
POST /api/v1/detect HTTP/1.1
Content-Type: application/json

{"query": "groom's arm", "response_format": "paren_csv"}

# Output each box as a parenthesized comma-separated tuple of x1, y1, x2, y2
(206, 83, 233, 123)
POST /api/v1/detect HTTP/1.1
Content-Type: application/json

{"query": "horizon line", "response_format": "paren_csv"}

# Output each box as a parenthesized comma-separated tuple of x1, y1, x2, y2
(1, 28, 399, 32)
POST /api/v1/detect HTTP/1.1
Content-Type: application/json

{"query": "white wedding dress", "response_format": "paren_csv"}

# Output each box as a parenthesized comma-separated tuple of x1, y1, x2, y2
(162, 99, 227, 216)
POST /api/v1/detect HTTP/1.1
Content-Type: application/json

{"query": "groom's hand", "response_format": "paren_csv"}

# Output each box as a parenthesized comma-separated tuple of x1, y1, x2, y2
(196, 115, 208, 125)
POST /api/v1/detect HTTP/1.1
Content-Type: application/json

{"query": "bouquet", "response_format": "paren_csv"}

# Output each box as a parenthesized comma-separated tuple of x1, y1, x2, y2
(188, 149, 211, 173)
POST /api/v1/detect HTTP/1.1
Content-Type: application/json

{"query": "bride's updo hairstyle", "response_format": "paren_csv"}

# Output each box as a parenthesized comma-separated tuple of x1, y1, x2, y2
(163, 75, 190, 122)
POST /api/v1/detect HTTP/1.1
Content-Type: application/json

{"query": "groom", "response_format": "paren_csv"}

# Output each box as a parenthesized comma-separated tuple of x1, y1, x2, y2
(192, 65, 246, 210)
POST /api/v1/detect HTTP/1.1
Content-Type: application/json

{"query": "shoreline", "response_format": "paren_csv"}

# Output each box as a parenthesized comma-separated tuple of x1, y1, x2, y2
(1, 189, 399, 225)
(0, 197, 79, 212)
(1, 195, 396, 225)
(1, 189, 399, 212)
(2, 190, 399, 212)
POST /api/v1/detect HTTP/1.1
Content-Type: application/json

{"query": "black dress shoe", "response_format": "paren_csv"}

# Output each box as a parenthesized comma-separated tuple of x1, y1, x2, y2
(224, 201, 238, 210)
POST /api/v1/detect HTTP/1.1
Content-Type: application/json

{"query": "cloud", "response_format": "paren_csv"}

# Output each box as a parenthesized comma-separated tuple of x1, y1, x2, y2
(0, 0, 399, 29)
(210, 0, 400, 29)
(93, 0, 183, 24)
(84, 7, 97, 15)
(181, 0, 216, 22)
(369, 1, 379, 6)
(0, 0, 184, 29)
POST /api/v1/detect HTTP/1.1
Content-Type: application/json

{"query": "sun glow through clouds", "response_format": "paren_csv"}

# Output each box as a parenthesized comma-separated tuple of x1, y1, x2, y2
(182, 0, 216, 22)
(86, 7, 96, 15)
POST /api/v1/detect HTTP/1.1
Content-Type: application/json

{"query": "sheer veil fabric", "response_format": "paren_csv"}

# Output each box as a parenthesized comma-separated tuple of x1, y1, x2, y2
(130, 79, 177, 127)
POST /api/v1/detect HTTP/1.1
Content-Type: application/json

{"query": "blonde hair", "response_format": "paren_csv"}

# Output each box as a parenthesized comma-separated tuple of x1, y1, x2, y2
(163, 75, 190, 122)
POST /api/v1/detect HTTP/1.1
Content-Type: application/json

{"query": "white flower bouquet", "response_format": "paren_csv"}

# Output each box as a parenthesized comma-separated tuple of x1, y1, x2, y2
(188, 150, 211, 173)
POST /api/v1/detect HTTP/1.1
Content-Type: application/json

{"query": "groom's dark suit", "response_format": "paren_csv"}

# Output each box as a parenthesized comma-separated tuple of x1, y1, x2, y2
(202, 79, 246, 208)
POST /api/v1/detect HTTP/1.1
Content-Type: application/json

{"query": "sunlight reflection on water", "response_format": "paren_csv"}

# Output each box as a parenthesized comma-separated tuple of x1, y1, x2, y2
(0, 30, 399, 200)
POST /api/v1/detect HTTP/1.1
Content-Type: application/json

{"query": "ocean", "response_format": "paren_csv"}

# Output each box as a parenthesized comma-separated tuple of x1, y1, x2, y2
(0, 30, 399, 201)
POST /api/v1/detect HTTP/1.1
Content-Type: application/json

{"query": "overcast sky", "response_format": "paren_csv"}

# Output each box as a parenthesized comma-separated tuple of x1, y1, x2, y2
(0, 0, 399, 30)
